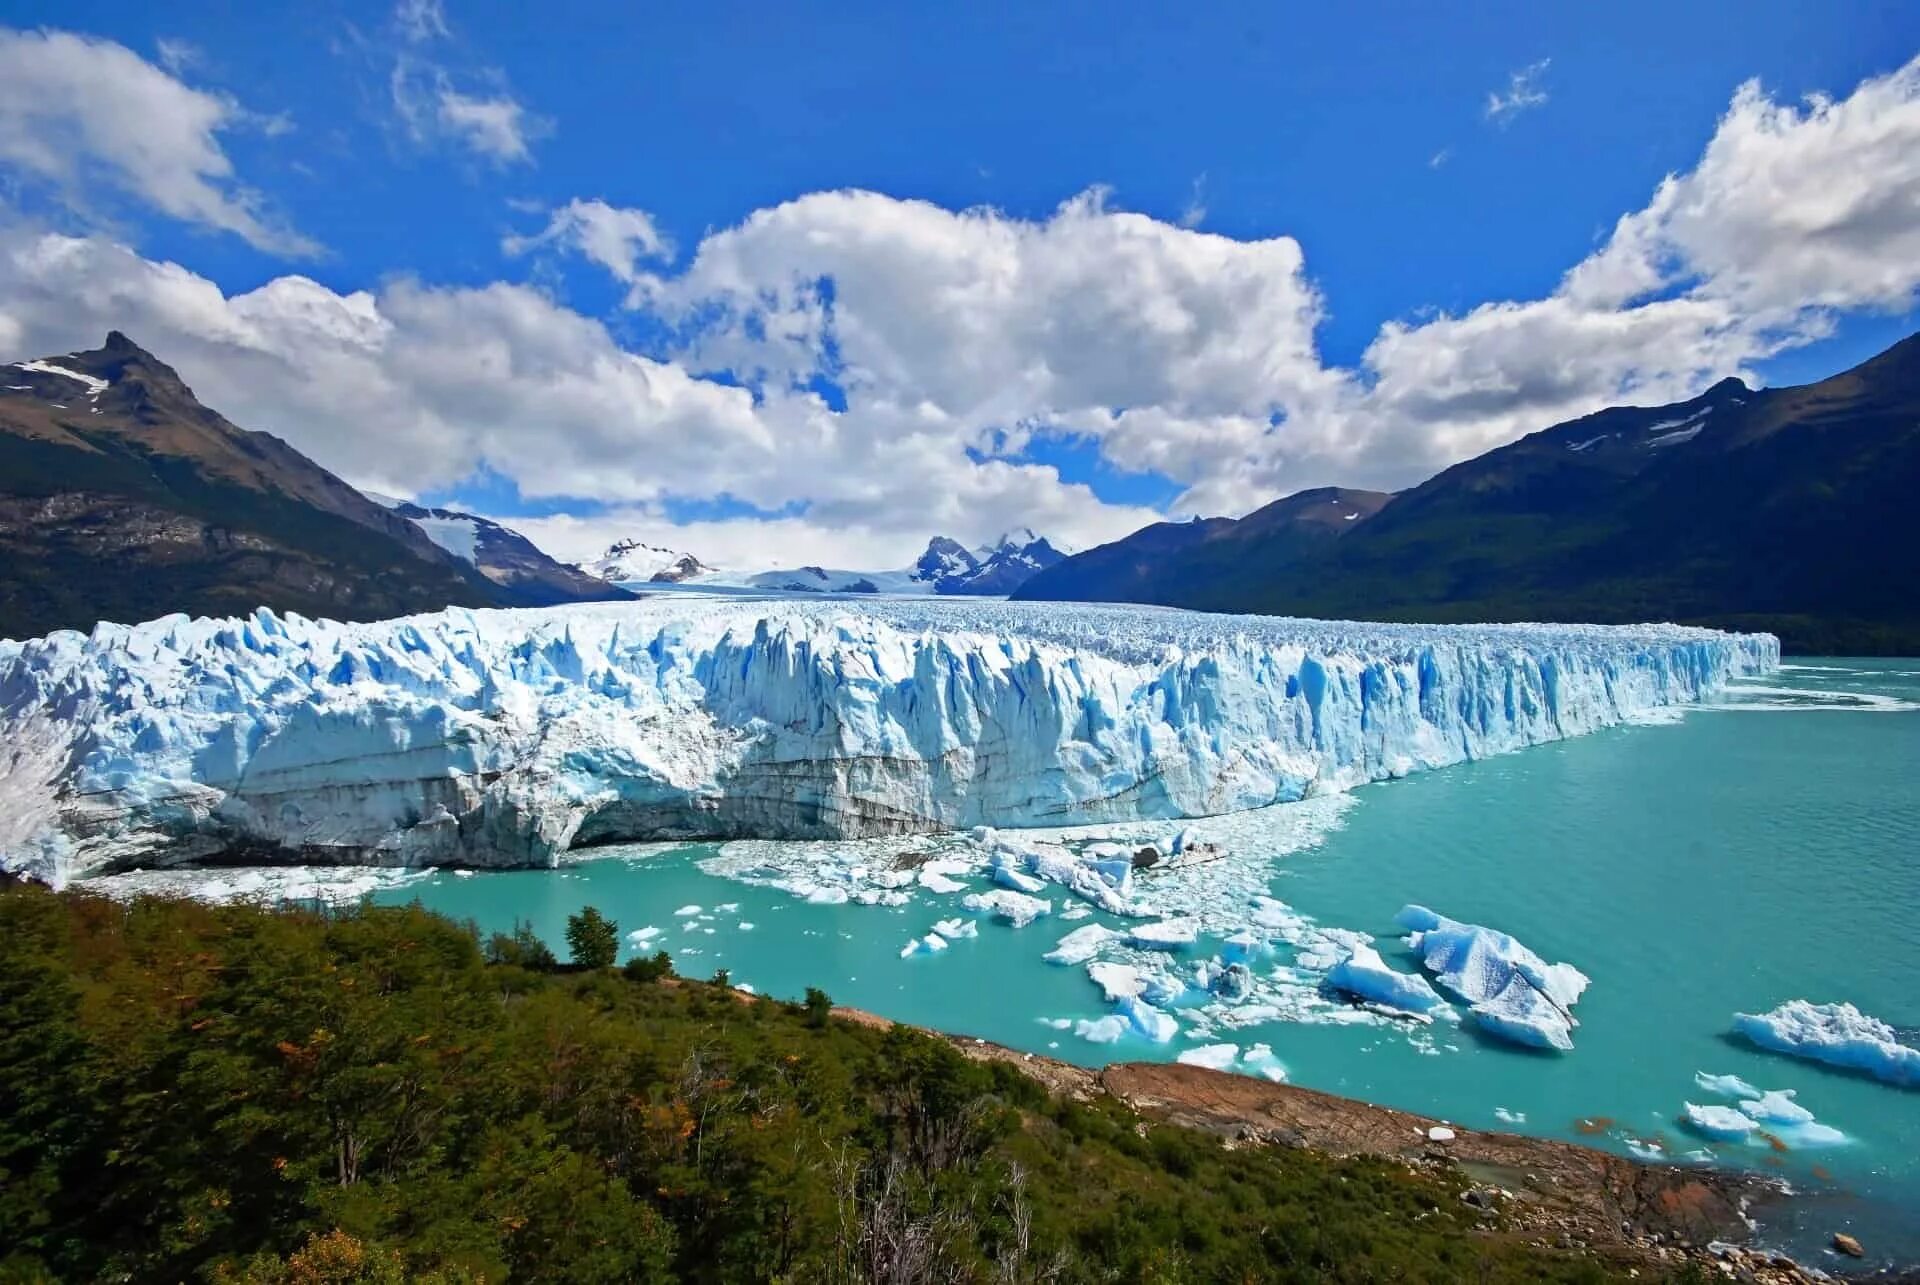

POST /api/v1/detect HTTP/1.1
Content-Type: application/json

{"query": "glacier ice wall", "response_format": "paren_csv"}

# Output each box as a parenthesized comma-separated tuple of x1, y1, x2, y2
(0, 599, 1777, 882)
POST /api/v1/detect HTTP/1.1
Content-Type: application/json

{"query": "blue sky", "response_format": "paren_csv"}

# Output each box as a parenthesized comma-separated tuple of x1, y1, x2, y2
(2, 2, 1918, 566)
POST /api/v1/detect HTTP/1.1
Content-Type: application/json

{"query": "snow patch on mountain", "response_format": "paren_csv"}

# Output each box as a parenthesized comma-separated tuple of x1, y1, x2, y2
(579, 539, 714, 583)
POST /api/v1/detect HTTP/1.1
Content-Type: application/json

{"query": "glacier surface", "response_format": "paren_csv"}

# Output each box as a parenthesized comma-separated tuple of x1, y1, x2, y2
(0, 598, 1775, 883)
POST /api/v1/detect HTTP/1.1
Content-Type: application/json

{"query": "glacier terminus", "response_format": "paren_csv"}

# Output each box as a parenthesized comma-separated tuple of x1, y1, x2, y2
(0, 598, 1777, 884)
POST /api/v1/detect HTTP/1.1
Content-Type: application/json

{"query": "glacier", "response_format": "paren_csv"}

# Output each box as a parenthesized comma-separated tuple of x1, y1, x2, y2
(0, 597, 1776, 884)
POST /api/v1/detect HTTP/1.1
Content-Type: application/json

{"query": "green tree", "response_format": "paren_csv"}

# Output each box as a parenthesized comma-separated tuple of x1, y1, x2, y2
(563, 906, 618, 970)
(623, 950, 673, 983)
(803, 987, 833, 1028)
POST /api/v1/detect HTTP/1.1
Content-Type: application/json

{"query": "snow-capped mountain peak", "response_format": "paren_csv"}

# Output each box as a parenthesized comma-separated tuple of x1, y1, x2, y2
(579, 538, 715, 584)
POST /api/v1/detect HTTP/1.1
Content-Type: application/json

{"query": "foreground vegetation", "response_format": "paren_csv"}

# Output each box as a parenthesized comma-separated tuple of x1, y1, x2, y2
(0, 887, 1650, 1282)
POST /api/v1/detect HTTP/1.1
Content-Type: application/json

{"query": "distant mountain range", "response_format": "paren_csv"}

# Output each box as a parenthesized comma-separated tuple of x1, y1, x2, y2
(1016, 332, 1920, 654)
(0, 333, 625, 638)
(580, 528, 1069, 596)
(369, 498, 632, 608)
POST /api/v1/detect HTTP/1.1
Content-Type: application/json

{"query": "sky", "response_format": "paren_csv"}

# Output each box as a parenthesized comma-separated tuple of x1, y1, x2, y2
(1, 2, 1917, 570)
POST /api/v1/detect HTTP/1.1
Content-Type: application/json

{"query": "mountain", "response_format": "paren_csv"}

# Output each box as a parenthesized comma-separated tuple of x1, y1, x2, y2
(579, 538, 715, 584)
(372, 499, 632, 607)
(0, 333, 510, 638)
(1015, 490, 1390, 606)
(663, 531, 1069, 596)
(1016, 334, 1920, 653)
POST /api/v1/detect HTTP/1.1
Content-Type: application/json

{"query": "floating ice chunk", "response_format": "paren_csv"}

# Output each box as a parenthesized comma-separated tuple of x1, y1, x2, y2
(626, 925, 662, 943)
(1087, 961, 1145, 1002)
(1732, 1001, 1920, 1087)
(715, 902, 739, 912)
(917, 867, 968, 894)
(962, 889, 1051, 927)
(1059, 905, 1093, 921)
(1242, 1043, 1287, 1081)
(674, 904, 703, 916)
(1039, 1017, 1074, 1030)
(1683, 1103, 1757, 1141)
(1128, 917, 1198, 950)
(931, 917, 978, 940)
(1075, 1015, 1128, 1044)
(1116, 995, 1179, 1043)
(738, 922, 756, 931)
(900, 933, 949, 958)
(1746, 1089, 1813, 1126)
(990, 855, 1048, 895)
(1139, 971, 1186, 1006)
(1693, 1072, 1761, 1100)
(1219, 930, 1270, 965)
(1176, 1043, 1240, 1071)
(1396, 905, 1587, 1050)
(1044, 923, 1120, 966)
(1493, 1107, 1526, 1124)
(806, 886, 850, 905)
(452, 869, 476, 878)
(1775, 1121, 1847, 1147)
(1325, 944, 1446, 1014)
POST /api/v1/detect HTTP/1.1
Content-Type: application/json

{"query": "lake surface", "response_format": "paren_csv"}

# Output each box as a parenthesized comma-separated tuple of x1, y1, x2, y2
(348, 658, 1905, 1263)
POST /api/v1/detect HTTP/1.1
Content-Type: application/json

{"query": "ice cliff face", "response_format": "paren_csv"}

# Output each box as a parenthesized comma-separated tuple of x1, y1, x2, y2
(0, 600, 1777, 883)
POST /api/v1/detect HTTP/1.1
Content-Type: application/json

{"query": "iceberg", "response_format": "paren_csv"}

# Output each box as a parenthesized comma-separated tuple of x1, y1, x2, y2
(1116, 995, 1180, 1043)
(1128, 918, 1198, 950)
(1324, 944, 1446, 1015)
(1176, 1044, 1240, 1071)
(1693, 1071, 1761, 1100)
(1745, 1089, 1813, 1126)
(1075, 1015, 1128, 1044)
(1044, 923, 1121, 966)
(0, 598, 1774, 883)
(1683, 1103, 1758, 1141)
(1087, 961, 1145, 1002)
(961, 889, 1051, 928)
(1396, 905, 1588, 1050)
(1732, 1001, 1920, 1087)
(931, 917, 977, 941)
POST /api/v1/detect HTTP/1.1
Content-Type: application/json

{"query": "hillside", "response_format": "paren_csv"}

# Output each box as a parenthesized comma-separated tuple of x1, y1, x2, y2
(0, 884, 1754, 1283)
(376, 498, 632, 607)
(1017, 335, 1920, 653)
(0, 334, 504, 638)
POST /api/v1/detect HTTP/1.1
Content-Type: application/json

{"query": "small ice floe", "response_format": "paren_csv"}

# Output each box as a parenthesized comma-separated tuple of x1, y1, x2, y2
(917, 859, 972, 894)
(1076, 1015, 1128, 1044)
(961, 889, 1051, 927)
(1039, 1017, 1074, 1030)
(1746, 1089, 1813, 1126)
(1044, 923, 1120, 966)
(674, 904, 703, 916)
(1694, 1071, 1761, 1100)
(1128, 917, 1198, 950)
(1396, 905, 1588, 1050)
(1324, 943, 1446, 1015)
(1059, 904, 1093, 921)
(1241, 1043, 1288, 1082)
(1176, 1043, 1240, 1071)
(1493, 1107, 1526, 1125)
(1732, 1000, 1920, 1087)
(900, 933, 950, 958)
(738, 921, 756, 931)
(626, 925, 662, 943)
(1116, 995, 1179, 1043)
(453, 869, 477, 878)
(1683, 1103, 1758, 1141)
(931, 917, 978, 940)
(715, 902, 740, 913)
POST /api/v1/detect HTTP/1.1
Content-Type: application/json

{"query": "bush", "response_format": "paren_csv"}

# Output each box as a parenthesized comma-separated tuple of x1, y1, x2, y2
(484, 919, 556, 970)
(623, 950, 673, 983)
(803, 986, 833, 1027)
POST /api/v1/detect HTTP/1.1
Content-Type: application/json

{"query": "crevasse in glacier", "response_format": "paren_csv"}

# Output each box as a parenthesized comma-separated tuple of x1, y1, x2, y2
(0, 598, 1777, 882)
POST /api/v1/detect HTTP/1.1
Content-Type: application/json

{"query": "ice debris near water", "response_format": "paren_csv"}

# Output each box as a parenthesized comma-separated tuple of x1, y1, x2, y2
(962, 889, 1052, 928)
(1684, 1103, 1759, 1141)
(1044, 923, 1121, 966)
(1177, 1044, 1241, 1070)
(931, 917, 977, 941)
(1732, 1000, 1920, 1087)
(0, 597, 1774, 883)
(1396, 905, 1588, 1050)
(1324, 943, 1446, 1015)
(1694, 1072, 1761, 1100)
(1128, 918, 1198, 950)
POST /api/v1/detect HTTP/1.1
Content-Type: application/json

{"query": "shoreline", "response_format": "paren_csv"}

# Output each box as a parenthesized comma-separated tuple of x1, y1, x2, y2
(834, 1003, 1892, 1282)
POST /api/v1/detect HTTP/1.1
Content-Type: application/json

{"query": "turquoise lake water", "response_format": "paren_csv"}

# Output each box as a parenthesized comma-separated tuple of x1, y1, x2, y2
(375, 659, 1920, 1264)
